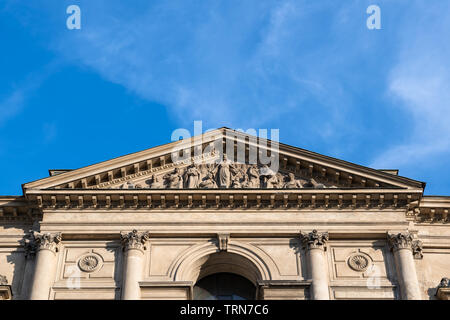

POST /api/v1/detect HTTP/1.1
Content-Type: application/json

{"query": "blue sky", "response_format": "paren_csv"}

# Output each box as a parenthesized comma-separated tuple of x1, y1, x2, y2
(1, 0, 449, 195)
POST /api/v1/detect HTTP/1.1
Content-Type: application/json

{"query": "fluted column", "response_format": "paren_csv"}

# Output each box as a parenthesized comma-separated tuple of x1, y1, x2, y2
(120, 230, 150, 300)
(301, 230, 330, 300)
(388, 232, 422, 300)
(29, 232, 61, 300)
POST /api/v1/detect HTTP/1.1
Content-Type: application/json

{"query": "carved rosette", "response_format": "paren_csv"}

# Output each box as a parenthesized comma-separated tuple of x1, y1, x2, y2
(33, 232, 62, 253)
(78, 253, 102, 273)
(347, 253, 370, 272)
(120, 229, 150, 252)
(301, 230, 329, 250)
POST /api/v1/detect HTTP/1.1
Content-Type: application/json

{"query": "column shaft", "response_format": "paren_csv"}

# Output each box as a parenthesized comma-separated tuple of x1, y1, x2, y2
(29, 249, 57, 300)
(393, 248, 421, 299)
(120, 230, 150, 300)
(308, 248, 330, 300)
(121, 248, 145, 300)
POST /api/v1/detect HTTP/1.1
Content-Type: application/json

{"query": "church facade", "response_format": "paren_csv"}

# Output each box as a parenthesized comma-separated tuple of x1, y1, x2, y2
(0, 128, 449, 300)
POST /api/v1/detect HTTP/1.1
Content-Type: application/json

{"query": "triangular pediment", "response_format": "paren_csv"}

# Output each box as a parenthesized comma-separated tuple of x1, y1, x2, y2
(22, 128, 424, 193)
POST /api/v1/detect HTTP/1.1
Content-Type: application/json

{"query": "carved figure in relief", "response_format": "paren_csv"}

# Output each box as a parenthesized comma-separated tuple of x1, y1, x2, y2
(164, 168, 184, 188)
(146, 174, 164, 189)
(283, 173, 303, 188)
(266, 174, 280, 188)
(231, 175, 242, 188)
(199, 172, 218, 189)
(184, 163, 201, 188)
(260, 165, 279, 188)
(307, 178, 325, 189)
(213, 155, 238, 188)
(246, 164, 260, 188)
(120, 181, 135, 189)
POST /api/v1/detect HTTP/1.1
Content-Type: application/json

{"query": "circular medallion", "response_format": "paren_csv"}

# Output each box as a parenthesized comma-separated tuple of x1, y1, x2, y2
(78, 254, 102, 272)
(348, 253, 369, 272)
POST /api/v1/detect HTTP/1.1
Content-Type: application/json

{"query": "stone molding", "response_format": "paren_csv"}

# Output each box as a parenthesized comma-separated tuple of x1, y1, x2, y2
(120, 229, 150, 252)
(26, 189, 422, 211)
(301, 230, 329, 250)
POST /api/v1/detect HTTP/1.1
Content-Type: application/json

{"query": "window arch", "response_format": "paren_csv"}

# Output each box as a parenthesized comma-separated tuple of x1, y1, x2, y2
(193, 272, 256, 300)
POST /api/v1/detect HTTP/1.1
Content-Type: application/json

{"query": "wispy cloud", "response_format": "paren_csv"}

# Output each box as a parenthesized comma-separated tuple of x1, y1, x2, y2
(371, 2, 450, 169)
(0, 62, 58, 127)
(0, 89, 25, 126)
(40, 0, 368, 136)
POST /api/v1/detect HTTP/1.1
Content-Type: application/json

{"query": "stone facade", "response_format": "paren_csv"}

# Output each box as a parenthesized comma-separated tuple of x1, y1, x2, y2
(0, 128, 449, 300)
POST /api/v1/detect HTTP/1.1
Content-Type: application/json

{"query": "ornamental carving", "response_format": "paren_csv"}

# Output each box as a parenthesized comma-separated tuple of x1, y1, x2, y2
(120, 229, 150, 251)
(387, 232, 414, 251)
(0, 274, 7, 285)
(347, 253, 370, 272)
(436, 277, 450, 300)
(33, 232, 62, 253)
(438, 277, 450, 288)
(217, 233, 230, 252)
(78, 254, 102, 272)
(23, 232, 38, 259)
(411, 240, 423, 259)
(301, 230, 329, 250)
(124, 161, 336, 190)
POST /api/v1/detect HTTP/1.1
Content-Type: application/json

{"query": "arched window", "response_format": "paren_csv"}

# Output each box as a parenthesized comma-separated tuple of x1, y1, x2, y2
(193, 272, 256, 300)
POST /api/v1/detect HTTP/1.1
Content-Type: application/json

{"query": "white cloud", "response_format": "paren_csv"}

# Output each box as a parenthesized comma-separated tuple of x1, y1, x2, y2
(0, 89, 25, 126)
(371, 2, 450, 168)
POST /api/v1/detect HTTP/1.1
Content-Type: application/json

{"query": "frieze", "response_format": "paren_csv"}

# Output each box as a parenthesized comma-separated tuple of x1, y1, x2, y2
(114, 160, 338, 190)
(88, 151, 218, 189)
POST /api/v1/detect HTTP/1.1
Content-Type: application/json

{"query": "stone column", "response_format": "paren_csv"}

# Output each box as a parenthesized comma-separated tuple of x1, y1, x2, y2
(388, 232, 422, 300)
(120, 230, 150, 300)
(301, 230, 330, 300)
(29, 232, 62, 300)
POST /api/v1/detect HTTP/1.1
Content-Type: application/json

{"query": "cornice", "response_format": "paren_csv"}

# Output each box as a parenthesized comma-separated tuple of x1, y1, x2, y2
(23, 189, 422, 211)
(414, 195, 450, 223)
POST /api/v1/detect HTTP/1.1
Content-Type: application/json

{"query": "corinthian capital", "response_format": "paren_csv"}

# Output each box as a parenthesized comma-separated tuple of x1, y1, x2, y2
(33, 232, 62, 253)
(120, 230, 150, 252)
(387, 232, 416, 251)
(301, 230, 329, 250)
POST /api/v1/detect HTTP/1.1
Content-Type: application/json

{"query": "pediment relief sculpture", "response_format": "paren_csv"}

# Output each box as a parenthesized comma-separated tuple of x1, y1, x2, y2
(117, 161, 337, 190)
